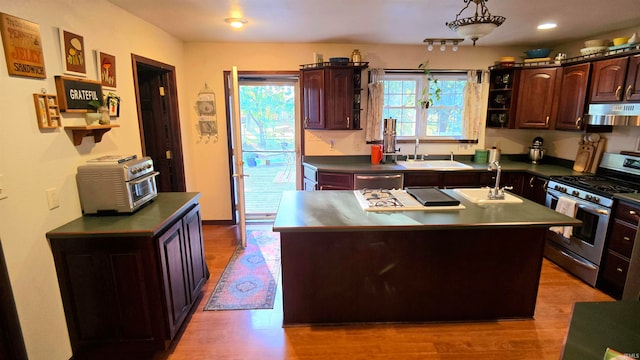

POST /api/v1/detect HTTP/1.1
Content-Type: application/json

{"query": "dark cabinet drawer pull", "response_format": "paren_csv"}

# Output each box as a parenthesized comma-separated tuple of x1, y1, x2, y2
(616, 267, 623, 272)
(624, 236, 631, 241)
(630, 210, 637, 216)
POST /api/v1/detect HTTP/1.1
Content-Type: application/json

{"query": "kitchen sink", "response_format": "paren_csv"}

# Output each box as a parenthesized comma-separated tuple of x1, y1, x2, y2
(396, 160, 473, 170)
(453, 188, 524, 204)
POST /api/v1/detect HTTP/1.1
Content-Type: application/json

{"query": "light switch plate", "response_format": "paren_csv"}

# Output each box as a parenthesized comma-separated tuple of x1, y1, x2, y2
(46, 187, 59, 209)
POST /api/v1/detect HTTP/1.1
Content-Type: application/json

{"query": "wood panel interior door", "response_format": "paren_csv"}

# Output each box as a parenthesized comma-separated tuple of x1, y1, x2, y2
(555, 63, 590, 130)
(133, 55, 186, 192)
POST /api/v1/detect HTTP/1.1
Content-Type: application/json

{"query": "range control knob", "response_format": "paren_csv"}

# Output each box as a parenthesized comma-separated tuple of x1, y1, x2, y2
(572, 190, 580, 197)
(585, 195, 600, 204)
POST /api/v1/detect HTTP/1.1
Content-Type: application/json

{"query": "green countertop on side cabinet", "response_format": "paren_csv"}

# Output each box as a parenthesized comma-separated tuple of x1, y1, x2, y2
(303, 155, 583, 178)
(46, 192, 201, 238)
(273, 189, 580, 232)
(562, 301, 640, 360)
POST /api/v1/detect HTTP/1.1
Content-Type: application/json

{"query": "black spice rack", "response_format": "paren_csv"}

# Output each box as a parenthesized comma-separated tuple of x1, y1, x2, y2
(300, 62, 369, 69)
(489, 44, 640, 70)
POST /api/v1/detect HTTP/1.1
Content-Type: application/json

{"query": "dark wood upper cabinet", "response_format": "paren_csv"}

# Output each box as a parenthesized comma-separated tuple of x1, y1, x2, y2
(626, 54, 640, 102)
(301, 64, 367, 130)
(589, 55, 640, 102)
(555, 63, 591, 131)
(515, 67, 562, 129)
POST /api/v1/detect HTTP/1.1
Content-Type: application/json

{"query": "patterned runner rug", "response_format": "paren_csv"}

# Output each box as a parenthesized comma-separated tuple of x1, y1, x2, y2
(204, 229, 280, 310)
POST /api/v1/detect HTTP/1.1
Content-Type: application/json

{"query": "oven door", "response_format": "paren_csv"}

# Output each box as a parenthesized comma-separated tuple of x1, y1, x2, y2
(545, 188, 610, 266)
(127, 171, 159, 210)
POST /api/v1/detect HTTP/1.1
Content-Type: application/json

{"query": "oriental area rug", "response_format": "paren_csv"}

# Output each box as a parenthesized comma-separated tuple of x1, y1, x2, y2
(204, 229, 280, 311)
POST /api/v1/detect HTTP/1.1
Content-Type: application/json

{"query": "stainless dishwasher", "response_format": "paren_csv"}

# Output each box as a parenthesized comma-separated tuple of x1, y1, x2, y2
(353, 173, 404, 189)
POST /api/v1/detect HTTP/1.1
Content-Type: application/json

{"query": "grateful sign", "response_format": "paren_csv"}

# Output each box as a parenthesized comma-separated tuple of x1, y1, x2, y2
(55, 76, 103, 112)
(0, 12, 46, 78)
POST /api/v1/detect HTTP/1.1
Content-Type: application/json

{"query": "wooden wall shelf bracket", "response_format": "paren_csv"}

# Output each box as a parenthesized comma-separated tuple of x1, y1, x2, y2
(64, 125, 120, 145)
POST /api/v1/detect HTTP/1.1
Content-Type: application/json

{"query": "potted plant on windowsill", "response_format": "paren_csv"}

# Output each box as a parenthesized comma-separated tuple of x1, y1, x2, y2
(418, 60, 441, 109)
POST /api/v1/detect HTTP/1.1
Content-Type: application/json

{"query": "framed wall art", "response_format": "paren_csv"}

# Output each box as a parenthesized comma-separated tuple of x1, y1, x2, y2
(54, 75, 103, 112)
(107, 94, 120, 117)
(95, 50, 116, 89)
(58, 28, 86, 76)
(33, 93, 61, 128)
(0, 12, 46, 78)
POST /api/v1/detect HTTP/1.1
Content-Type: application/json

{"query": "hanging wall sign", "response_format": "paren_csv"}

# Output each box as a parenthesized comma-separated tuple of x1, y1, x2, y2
(54, 76, 103, 112)
(0, 12, 46, 78)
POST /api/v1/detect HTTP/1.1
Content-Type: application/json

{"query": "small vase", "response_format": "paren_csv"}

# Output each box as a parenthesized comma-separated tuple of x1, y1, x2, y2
(99, 107, 110, 125)
(85, 112, 101, 125)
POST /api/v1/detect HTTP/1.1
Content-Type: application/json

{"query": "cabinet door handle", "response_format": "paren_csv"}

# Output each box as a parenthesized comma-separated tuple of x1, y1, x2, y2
(624, 236, 631, 241)
(625, 85, 633, 100)
(616, 267, 623, 273)
(529, 177, 534, 188)
(615, 85, 622, 100)
(346, 116, 350, 128)
(545, 116, 549, 126)
(304, 117, 308, 127)
(630, 210, 638, 216)
(575, 117, 582, 128)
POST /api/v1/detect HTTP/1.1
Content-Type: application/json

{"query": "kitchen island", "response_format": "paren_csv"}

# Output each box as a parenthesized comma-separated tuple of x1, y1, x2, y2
(273, 189, 580, 325)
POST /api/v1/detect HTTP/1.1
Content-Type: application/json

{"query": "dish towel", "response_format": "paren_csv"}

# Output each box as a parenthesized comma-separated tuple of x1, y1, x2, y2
(549, 196, 578, 239)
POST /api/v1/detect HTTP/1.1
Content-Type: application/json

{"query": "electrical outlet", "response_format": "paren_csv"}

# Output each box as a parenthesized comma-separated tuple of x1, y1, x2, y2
(46, 187, 60, 210)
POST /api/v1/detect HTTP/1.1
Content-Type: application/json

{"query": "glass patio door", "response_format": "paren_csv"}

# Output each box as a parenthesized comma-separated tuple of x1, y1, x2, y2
(238, 74, 299, 220)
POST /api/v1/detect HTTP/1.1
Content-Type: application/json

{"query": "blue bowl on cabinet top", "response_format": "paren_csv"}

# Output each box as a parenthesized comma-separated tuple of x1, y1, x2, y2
(524, 48, 552, 58)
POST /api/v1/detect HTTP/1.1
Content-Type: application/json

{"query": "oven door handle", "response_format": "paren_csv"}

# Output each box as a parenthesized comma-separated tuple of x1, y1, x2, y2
(559, 250, 597, 270)
(576, 203, 609, 215)
(129, 171, 160, 185)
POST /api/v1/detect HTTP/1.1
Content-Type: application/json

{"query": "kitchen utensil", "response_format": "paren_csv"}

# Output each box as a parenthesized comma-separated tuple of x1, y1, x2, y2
(588, 138, 606, 173)
(584, 39, 608, 48)
(573, 143, 595, 172)
(488, 147, 501, 163)
(524, 48, 552, 58)
(371, 145, 383, 164)
(613, 37, 630, 46)
(529, 147, 545, 164)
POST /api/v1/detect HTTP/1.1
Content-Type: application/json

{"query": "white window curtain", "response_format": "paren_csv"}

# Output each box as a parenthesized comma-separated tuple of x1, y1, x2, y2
(462, 70, 489, 140)
(365, 68, 385, 142)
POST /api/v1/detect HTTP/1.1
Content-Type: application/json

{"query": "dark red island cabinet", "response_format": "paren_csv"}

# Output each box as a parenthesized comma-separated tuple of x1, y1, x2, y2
(47, 193, 208, 360)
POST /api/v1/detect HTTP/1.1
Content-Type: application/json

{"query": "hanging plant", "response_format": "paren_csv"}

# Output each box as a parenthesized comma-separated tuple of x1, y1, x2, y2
(418, 60, 441, 109)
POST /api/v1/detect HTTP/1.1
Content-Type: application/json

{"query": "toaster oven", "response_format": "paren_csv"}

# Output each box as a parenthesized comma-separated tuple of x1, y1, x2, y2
(76, 155, 159, 214)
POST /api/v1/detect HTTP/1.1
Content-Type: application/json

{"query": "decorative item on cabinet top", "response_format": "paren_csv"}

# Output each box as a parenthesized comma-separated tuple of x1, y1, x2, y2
(300, 61, 368, 69)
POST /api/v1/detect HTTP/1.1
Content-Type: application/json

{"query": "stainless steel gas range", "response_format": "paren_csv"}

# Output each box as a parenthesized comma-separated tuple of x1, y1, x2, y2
(544, 152, 640, 286)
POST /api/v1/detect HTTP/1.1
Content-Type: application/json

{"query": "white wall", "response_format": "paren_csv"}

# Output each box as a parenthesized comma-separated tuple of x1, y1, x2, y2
(0, 1, 186, 359)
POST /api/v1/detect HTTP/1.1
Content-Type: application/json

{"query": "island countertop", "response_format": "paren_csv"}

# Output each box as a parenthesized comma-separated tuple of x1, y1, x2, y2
(273, 189, 580, 232)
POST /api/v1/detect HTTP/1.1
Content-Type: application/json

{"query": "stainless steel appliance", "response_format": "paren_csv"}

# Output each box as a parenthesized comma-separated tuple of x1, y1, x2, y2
(585, 103, 640, 126)
(382, 118, 398, 156)
(544, 152, 640, 285)
(76, 155, 159, 214)
(353, 173, 404, 189)
(528, 136, 545, 164)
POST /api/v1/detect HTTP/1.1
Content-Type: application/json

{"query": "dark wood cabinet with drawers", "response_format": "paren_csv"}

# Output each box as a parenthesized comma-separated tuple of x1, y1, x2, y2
(47, 193, 207, 359)
(599, 199, 640, 299)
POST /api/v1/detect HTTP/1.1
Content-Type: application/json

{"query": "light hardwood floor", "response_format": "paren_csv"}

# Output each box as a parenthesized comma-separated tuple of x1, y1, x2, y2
(156, 224, 613, 360)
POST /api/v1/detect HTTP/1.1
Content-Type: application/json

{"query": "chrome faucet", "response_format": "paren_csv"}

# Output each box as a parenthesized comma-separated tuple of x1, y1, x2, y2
(487, 161, 505, 200)
(450, 151, 454, 161)
(414, 138, 420, 160)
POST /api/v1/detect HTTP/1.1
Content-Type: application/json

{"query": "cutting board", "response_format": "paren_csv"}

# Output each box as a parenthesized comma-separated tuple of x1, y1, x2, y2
(573, 143, 595, 172)
(588, 139, 606, 173)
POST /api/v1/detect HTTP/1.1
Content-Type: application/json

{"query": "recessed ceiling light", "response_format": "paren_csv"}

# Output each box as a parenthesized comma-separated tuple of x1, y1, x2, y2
(537, 23, 557, 30)
(225, 18, 248, 28)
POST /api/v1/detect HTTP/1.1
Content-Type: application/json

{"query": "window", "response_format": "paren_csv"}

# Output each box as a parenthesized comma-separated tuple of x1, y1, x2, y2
(382, 72, 467, 139)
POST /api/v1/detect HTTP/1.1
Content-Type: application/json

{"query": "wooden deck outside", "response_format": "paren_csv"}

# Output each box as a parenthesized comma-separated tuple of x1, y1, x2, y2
(242, 154, 296, 216)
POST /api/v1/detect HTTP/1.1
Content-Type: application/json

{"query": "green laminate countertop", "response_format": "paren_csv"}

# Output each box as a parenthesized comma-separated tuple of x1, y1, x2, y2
(303, 155, 583, 178)
(614, 192, 640, 206)
(273, 189, 580, 232)
(562, 301, 640, 360)
(46, 192, 201, 238)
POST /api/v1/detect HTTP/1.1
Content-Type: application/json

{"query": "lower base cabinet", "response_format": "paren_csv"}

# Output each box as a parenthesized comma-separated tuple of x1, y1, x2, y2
(47, 194, 207, 360)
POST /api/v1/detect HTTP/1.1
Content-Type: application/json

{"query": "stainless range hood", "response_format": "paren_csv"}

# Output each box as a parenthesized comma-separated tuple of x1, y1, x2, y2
(584, 103, 640, 126)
